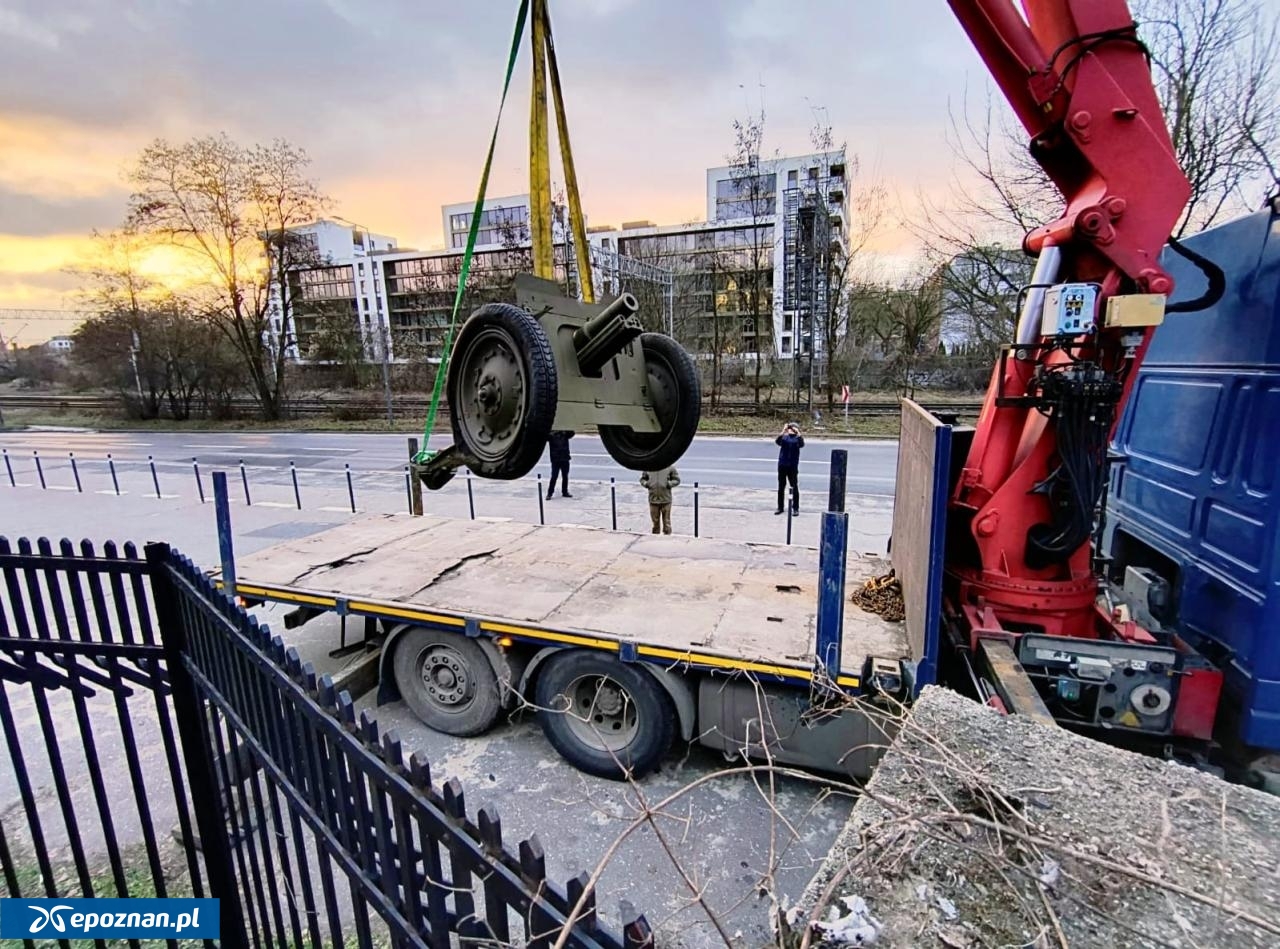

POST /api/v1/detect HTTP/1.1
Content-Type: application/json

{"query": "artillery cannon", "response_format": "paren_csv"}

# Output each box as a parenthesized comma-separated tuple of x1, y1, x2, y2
(416, 274, 700, 490)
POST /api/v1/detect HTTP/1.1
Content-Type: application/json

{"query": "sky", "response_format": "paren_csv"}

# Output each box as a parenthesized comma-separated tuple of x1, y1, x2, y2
(0, 0, 994, 343)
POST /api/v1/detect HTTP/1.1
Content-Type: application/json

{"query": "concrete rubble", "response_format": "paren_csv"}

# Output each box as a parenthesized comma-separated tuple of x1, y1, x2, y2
(788, 687, 1280, 948)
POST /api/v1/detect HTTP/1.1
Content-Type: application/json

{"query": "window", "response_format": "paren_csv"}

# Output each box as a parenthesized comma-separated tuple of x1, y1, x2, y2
(358, 262, 365, 274)
(714, 174, 776, 221)
(808, 167, 819, 181)
(782, 337, 792, 355)
(787, 170, 798, 186)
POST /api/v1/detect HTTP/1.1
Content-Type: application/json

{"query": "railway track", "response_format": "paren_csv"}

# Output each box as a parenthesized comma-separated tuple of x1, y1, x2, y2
(1, 392, 984, 420)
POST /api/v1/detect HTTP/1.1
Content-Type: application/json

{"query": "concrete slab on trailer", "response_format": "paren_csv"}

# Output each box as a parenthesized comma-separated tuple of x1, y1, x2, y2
(792, 686, 1280, 947)
(224, 513, 910, 679)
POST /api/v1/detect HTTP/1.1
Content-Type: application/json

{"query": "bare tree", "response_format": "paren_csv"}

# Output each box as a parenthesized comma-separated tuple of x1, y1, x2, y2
(849, 277, 943, 398)
(808, 121, 887, 411)
(726, 111, 776, 405)
(126, 135, 327, 420)
(920, 0, 1278, 351)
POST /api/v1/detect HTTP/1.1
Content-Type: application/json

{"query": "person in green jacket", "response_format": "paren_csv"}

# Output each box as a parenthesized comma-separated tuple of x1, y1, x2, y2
(640, 466, 681, 535)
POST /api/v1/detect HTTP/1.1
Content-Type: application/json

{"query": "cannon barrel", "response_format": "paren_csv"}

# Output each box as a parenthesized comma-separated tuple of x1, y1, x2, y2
(573, 292, 643, 376)
(574, 293, 639, 348)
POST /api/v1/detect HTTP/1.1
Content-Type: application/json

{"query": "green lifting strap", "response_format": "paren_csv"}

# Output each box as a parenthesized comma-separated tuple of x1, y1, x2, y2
(414, 0, 530, 465)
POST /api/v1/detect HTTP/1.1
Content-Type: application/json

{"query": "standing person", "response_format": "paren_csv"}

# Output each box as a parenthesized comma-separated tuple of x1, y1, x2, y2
(775, 422, 804, 515)
(640, 466, 681, 535)
(546, 430, 573, 499)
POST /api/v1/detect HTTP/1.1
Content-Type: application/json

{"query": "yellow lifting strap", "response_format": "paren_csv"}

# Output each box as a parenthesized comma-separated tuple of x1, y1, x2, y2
(528, 0, 595, 303)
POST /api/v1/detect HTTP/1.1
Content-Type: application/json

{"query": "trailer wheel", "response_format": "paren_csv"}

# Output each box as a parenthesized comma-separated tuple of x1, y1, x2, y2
(392, 628, 501, 737)
(535, 651, 674, 780)
(599, 333, 700, 471)
(448, 303, 558, 481)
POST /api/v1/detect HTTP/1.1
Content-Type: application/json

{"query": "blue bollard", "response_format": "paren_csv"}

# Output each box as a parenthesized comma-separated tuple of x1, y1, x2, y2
(148, 455, 161, 499)
(240, 460, 251, 506)
(536, 473, 545, 525)
(466, 470, 475, 520)
(345, 463, 356, 513)
(107, 453, 120, 495)
(404, 466, 413, 513)
(69, 452, 82, 493)
(610, 476, 617, 530)
(290, 461, 302, 510)
(3, 448, 15, 487)
(33, 451, 45, 489)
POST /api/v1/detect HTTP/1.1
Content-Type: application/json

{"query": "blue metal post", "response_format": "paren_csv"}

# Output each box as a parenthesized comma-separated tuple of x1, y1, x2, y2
(466, 470, 475, 519)
(828, 449, 847, 513)
(693, 481, 700, 538)
(148, 455, 161, 499)
(69, 452, 82, 493)
(290, 461, 302, 509)
(239, 460, 251, 505)
(33, 451, 45, 489)
(404, 466, 413, 513)
(536, 474, 545, 525)
(815, 511, 849, 684)
(193, 457, 205, 504)
(213, 471, 237, 599)
(345, 463, 357, 513)
(786, 492, 793, 545)
(2, 449, 13, 486)
(107, 453, 120, 495)
(610, 477, 617, 530)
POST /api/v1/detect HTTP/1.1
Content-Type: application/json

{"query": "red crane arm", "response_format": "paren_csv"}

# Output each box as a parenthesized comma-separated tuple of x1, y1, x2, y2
(943, 0, 1192, 642)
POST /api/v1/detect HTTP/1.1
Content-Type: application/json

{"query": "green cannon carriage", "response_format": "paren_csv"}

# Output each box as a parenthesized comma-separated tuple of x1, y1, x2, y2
(416, 274, 701, 490)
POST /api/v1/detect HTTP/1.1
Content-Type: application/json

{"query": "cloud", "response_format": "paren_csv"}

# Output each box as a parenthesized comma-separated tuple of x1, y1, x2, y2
(0, 0, 993, 311)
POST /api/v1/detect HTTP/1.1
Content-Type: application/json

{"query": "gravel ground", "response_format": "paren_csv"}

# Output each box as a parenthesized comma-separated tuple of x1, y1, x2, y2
(788, 687, 1280, 948)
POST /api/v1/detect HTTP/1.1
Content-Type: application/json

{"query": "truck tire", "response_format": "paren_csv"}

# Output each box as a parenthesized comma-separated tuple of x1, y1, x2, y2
(599, 333, 700, 471)
(447, 303, 558, 481)
(392, 628, 502, 737)
(535, 650, 675, 780)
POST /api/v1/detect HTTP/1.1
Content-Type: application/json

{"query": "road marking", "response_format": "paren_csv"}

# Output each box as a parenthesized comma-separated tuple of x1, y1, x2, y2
(255, 501, 296, 508)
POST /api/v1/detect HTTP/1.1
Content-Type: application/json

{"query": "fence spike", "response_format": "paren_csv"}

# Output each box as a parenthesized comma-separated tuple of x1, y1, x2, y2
(80, 539, 95, 557)
(18, 537, 33, 554)
(0, 537, 10, 553)
(381, 732, 403, 770)
(359, 709, 378, 743)
(122, 541, 138, 560)
(284, 646, 303, 675)
(477, 804, 503, 853)
(620, 902, 654, 949)
(566, 872, 598, 931)
(442, 778, 466, 819)
(37, 537, 53, 556)
(337, 691, 356, 726)
(302, 662, 320, 694)
(59, 538, 74, 557)
(519, 835, 547, 883)
(408, 753, 432, 790)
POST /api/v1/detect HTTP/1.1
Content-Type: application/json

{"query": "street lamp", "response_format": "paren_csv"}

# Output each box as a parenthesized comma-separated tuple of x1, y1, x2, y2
(330, 214, 393, 424)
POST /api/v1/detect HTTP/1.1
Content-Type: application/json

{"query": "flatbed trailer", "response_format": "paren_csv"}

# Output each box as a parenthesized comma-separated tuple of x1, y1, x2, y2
(212, 499, 924, 781)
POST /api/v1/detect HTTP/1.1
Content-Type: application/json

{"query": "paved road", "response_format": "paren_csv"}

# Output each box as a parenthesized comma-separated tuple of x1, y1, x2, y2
(0, 429, 899, 501)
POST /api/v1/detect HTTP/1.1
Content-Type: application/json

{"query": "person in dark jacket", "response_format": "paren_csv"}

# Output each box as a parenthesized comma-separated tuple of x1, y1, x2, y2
(547, 430, 573, 499)
(775, 422, 804, 515)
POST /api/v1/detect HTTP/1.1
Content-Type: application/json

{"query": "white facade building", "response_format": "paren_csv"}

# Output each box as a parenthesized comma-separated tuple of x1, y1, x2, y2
(276, 152, 848, 366)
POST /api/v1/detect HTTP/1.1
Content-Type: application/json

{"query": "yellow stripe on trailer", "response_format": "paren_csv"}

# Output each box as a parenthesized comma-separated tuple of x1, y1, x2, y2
(349, 602, 467, 628)
(222, 579, 863, 691)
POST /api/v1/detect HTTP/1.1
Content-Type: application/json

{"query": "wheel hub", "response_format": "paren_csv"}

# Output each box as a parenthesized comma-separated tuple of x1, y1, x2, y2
(421, 647, 471, 706)
(562, 675, 637, 752)
(459, 332, 527, 459)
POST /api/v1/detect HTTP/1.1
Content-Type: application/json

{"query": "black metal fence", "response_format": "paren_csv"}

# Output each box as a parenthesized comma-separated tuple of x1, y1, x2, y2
(1, 535, 650, 948)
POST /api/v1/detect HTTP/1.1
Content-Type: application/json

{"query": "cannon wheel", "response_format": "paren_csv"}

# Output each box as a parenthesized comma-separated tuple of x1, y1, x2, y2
(447, 303, 558, 480)
(599, 333, 700, 471)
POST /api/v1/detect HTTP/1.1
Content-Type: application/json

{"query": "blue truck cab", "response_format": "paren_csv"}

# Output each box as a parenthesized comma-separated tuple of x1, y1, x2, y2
(1107, 204, 1280, 761)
